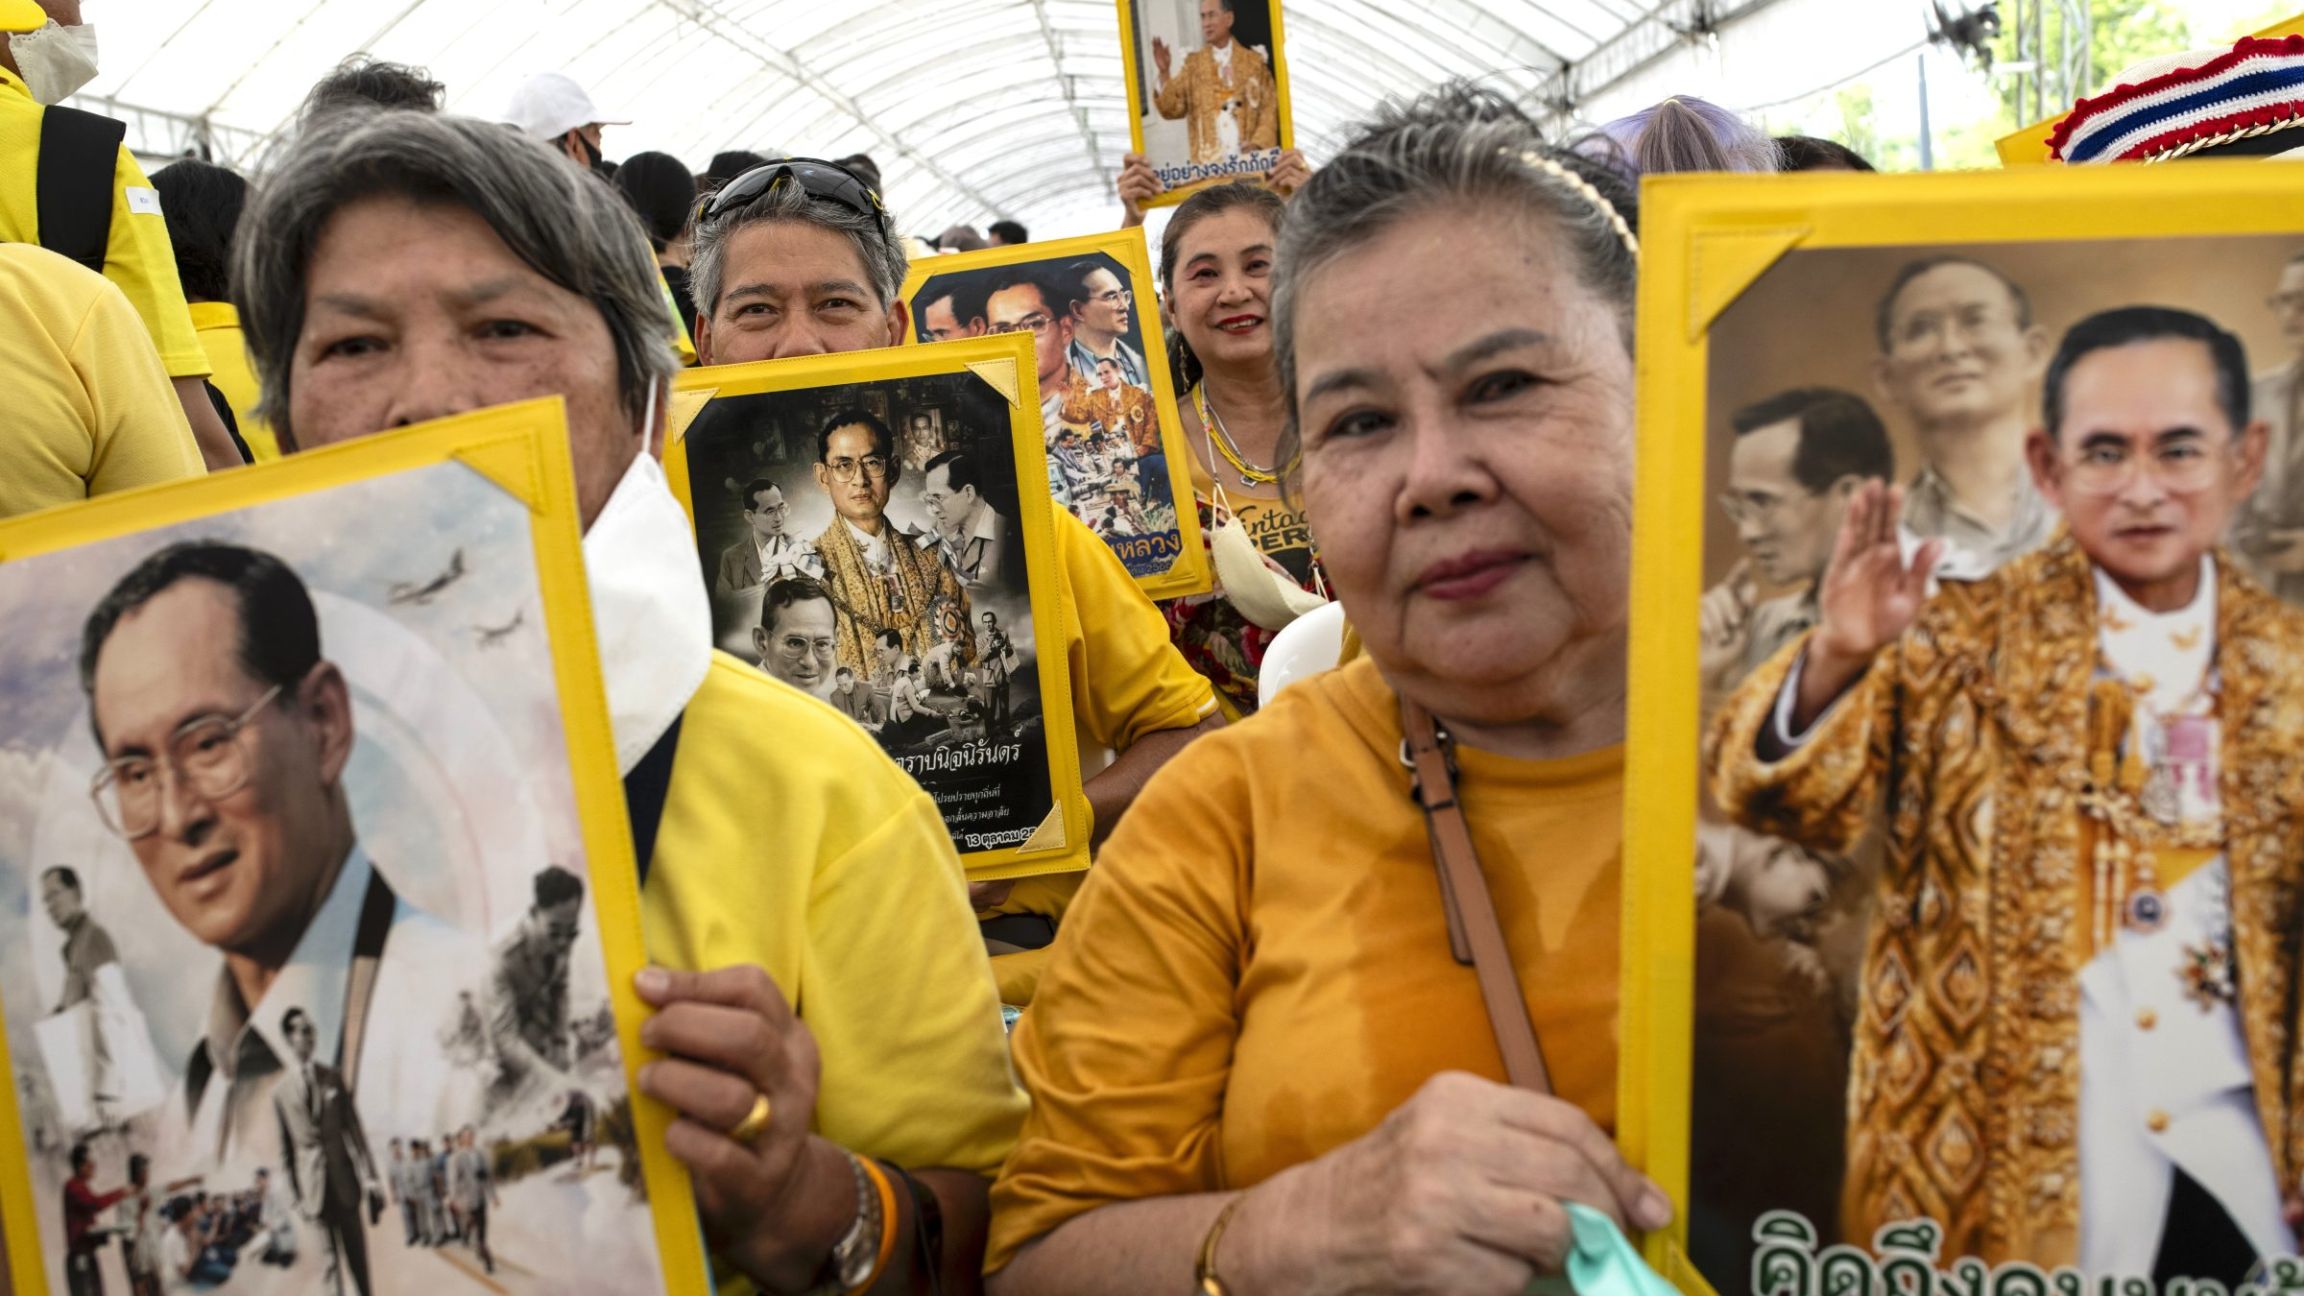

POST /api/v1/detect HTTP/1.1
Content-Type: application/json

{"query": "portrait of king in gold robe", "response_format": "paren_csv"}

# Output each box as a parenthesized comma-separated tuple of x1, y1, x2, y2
(1150, 0, 1279, 166)
(1709, 305, 2304, 1282)
(810, 407, 968, 681)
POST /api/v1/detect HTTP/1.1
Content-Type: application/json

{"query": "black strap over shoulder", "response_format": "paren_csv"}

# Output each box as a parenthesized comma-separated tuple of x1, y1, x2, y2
(623, 712, 684, 886)
(35, 105, 126, 273)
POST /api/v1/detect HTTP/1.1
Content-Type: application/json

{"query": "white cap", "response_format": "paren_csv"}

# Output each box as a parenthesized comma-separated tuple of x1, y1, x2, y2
(503, 72, 627, 142)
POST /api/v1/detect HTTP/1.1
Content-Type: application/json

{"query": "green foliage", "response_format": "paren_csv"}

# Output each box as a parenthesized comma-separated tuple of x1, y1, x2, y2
(1990, 0, 2195, 123)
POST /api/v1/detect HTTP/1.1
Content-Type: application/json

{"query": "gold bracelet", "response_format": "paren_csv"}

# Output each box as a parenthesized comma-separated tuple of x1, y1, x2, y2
(1194, 1194, 1246, 1296)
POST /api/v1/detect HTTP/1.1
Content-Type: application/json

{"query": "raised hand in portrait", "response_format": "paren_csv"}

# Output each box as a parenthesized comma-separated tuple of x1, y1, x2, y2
(1799, 480, 1941, 724)
(634, 964, 846, 1291)
(1227, 1073, 1671, 1293)
(1152, 36, 1174, 85)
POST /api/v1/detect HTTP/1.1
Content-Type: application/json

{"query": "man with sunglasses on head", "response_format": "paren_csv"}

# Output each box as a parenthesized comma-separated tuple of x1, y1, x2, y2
(78, 542, 470, 1198)
(690, 159, 1224, 1005)
(231, 114, 1023, 1294)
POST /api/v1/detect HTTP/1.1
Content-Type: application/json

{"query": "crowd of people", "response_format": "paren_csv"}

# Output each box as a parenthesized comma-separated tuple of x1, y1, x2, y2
(8, 0, 2304, 1290)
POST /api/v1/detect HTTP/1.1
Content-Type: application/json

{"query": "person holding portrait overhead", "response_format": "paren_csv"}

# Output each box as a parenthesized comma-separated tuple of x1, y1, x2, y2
(987, 87, 1673, 1295)
(811, 408, 970, 681)
(1710, 307, 2304, 1278)
(1871, 257, 2057, 582)
(1143, 181, 1330, 721)
(1152, 0, 1279, 167)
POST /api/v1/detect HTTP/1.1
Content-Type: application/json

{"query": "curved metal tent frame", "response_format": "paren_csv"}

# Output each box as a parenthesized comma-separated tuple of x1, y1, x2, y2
(72, 0, 1796, 236)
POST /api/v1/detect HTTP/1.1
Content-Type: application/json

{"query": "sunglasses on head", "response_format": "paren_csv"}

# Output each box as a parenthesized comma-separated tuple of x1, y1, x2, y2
(702, 158, 891, 243)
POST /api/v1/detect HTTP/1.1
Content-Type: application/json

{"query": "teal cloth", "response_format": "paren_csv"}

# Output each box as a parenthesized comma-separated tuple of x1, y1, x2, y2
(1524, 1205, 1679, 1295)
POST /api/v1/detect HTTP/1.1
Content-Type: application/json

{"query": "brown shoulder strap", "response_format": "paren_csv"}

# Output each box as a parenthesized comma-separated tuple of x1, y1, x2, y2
(1400, 697, 1552, 1095)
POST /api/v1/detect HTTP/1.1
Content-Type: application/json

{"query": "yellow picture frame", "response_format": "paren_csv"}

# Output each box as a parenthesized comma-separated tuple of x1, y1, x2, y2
(1625, 161, 2304, 1290)
(664, 335, 1094, 881)
(898, 228, 1213, 601)
(1113, 0, 1294, 207)
(0, 399, 710, 1296)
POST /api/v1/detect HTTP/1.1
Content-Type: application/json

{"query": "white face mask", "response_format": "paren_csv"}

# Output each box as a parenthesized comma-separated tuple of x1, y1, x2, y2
(12, 20, 100, 104)
(579, 377, 714, 771)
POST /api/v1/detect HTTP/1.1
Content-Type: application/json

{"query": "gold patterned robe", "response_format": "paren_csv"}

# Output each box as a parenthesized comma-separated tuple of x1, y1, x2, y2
(815, 516, 968, 683)
(1707, 533, 2304, 1264)
(1153, 42, 1279, 165)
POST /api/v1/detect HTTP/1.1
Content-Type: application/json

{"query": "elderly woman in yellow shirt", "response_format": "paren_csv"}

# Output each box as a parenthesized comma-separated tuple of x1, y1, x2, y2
(988, 85, 1668, 1295)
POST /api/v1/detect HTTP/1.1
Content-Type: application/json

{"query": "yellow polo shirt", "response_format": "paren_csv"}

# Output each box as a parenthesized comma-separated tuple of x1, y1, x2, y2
(641, 654, 1026, 1195)
(0, 243, 203, 519)
(0, 67, 210, 381)
(187, 301, 281, 461)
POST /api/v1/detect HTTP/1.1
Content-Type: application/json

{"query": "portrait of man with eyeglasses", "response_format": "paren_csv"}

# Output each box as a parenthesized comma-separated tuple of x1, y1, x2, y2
(2232, 250, 2304, 603)
(1699, 386, 1895, 697)
(1062, 258, 1149, 390)
(76, 540, 472, 1191)
(1710, 305, 2304, 1276)
(809, 407, 970, 682)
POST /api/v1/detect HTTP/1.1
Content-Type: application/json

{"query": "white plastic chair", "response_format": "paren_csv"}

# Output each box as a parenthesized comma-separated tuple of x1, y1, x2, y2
(1257, 599, 1348, 708)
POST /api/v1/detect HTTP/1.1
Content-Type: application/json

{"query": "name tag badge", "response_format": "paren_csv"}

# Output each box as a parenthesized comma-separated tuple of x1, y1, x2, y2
(125, 186, 163, 216)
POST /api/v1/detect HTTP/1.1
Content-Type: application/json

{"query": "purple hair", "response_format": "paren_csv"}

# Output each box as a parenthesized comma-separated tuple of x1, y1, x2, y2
(1581, 96, 1778, 182)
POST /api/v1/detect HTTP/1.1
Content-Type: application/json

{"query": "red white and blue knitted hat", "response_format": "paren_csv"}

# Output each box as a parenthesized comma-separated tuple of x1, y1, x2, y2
(2048, 34, 2304, 163)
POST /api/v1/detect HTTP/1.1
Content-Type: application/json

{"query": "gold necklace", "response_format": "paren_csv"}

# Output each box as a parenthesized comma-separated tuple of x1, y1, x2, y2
(1194, 384, 1287, 487)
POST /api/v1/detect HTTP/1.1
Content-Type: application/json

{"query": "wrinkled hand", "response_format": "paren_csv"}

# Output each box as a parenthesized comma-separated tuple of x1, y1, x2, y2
(1117, 152, 1162, 228)
(1230, 1073, 1671, 1294)
(1265, 148, 1311, 197)
(635, 964, 848, 1291)
(1698, 559, 1758, 684)
(1153, 37, 1174, 82)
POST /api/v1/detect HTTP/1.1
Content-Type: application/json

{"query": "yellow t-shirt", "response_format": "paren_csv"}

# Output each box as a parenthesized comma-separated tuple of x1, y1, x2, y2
(641, 654, 1026, 1195)
(187, 301, 281, 462)
(0, 69, 210, 380)
(986, 655, 1624, 1272)
(0, 243, 203, 519)
(977, 513, 1220, 1000)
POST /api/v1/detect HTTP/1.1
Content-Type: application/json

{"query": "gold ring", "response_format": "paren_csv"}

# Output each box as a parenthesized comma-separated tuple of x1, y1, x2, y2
(730, 1092, 773, 1144)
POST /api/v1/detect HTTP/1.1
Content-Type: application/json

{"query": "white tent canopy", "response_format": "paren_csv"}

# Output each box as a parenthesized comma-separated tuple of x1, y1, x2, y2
(74, 0, 1916, 237)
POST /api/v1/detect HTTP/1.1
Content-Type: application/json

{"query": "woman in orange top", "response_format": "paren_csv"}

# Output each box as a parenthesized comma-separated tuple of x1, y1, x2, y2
(988, 86, 1668, 1294)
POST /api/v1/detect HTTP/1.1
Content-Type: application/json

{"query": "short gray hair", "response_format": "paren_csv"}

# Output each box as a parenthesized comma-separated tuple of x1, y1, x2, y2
(1273, 85, 1640, 476)
(688, 176, 909, 321)
(233, 110, 677, 445)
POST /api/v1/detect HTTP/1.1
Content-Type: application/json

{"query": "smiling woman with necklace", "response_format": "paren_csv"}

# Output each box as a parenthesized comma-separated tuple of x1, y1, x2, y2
(1153, 181, 1331, 718)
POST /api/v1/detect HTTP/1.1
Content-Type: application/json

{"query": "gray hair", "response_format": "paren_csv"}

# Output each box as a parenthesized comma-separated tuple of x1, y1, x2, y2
(1272, 85, 1640, 477)
(688, 177, 909, 321)
(232, 110, 677, 444)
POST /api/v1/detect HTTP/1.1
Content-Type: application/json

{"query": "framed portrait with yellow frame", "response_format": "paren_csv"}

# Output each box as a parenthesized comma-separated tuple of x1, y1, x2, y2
(1114, 0, 1294, 206)
(1625, 163, 2304, 1291)
(663, 335, 1094, 881)
(0, 400, 711, 1296)
(899, 228, 1211, 601)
